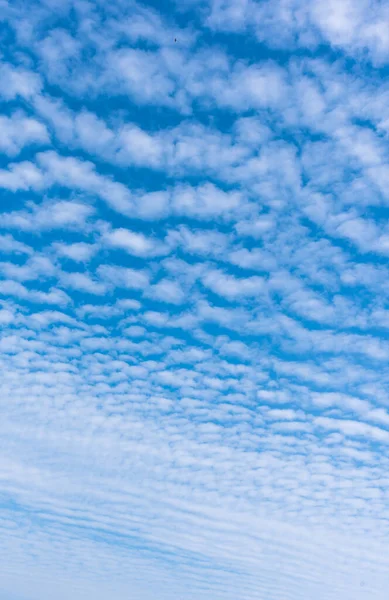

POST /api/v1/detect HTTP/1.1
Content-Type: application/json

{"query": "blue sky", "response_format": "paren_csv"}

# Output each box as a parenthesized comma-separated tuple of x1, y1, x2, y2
(1, 0, 389, 598)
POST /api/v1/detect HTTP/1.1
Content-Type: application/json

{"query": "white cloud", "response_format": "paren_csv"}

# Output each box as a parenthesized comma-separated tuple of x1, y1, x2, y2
(0, 307, 14, 324)
(108, 47, 178, 107)
(166, 226, 231, 257)
(1, 3, 389, 600)
(206, 0, 389, 64)
(171, 183, 244, 218)
(76, 298, 141, 320)
(0, 279, 70, 305)
(97, 264, 150, 290)
(60, 272, 108, 295)
(147, 279, 186, 305)
(124, 325, 146, 337)
(37, 151, 134, 215)
(53, 242, 98, 262)
(0, 160, 44, 191)
(202, 269, 265, 299)
(103, 228, 158, 257)
(315, 416, 389, 443)
(0, 151, 134, 215)
(0, 61, 42, 100)
(1, 200, 94, 232)
(0, 112, 49, 155)
(0, 234, 33, 255)
(235, 216, 274, 238)
(0, 254, 56, 281)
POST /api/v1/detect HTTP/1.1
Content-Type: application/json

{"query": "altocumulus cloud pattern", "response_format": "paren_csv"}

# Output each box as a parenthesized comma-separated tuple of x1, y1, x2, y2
(1, 1, 389, 599)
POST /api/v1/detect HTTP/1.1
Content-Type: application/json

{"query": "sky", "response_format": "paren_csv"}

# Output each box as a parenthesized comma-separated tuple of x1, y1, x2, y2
(0, 0, 389, 598)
